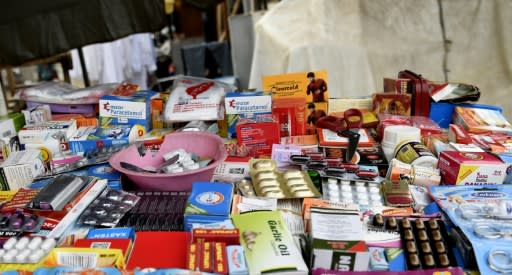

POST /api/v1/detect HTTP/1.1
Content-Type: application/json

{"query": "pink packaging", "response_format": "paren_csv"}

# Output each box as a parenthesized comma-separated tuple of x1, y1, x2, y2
(438, 151, 507, 185)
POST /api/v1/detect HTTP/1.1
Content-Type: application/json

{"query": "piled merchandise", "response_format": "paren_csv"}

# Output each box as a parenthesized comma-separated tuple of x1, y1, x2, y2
(0, 70, 510, 275)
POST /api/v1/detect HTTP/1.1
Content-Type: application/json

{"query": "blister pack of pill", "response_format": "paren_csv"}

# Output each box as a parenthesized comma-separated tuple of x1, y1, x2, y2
(322, 177, 384, 207)
(0, 237, 56, 263)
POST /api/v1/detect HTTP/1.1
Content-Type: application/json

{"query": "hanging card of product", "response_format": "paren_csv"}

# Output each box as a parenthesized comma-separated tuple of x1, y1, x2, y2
(262, 70, 329, 102)
(164, 76, 234, 122)
(231, 211, 309, 275)
(18, 120, 77, 145)
(428, 185, 512, 275)
(236, 122, 280, 157)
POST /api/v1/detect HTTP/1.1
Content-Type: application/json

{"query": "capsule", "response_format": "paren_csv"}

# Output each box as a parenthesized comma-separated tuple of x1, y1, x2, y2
(431, 230, 442, 241)
(340, 163, 359, 173)
(260, 186, 281, 193)
(253, 160, 275, 171)
(372, 214, 384, 227)
(408, 254, 421, 269)
(428, 219, 439, 230)
(401, 219, 412, 230)
(255, 171, 278, 181)
(386, 217, 398, 230)
(421, 242, 432, 254)
(406, 241, 417, 253)
(283, 170, 303, 179)
(286, 178, 307, 187)
(293, 190, 315, 198)
(289, 155, 310, 164)
(356, 169, 378, 179)
(423, 254, 436, 268)
(403, 229, 414, 241)
(417, 230, 428, 241)
(264, 190, 285, 198)
(435, 242, 446, 254)
(438, 253, 451, 267)
(258, 179, 280, 188)
(28, 237, 43, 250)
(415, 219, 425, 230)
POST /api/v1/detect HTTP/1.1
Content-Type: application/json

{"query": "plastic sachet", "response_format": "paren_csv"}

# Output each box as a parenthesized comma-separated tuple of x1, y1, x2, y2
(164, 76, 235, 122)
(18, 82, 119, 104)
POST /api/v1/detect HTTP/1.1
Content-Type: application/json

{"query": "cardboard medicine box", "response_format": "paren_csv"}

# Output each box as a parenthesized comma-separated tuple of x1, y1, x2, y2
(223, 91, 273, 139)
(438, 151, 508, 185)
(68, 125, 144, 154)
(184, 182, 234, 231)
(0, 149, 44, 190)
(99, 91, 157, 131)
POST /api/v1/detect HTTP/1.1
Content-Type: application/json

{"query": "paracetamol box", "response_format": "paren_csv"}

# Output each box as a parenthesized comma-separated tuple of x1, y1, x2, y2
(222, 92, 273, 139)
(99, 91, 157, 131)
(438, 151, 508, 185)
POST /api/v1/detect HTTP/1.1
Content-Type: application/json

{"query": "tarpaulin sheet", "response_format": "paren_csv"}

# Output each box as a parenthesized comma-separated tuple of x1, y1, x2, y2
(0, 0, 166, 66)
(249, 0, 512, 119)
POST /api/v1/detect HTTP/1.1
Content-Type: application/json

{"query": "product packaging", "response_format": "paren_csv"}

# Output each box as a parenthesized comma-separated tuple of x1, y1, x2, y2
(78, 188, 140, 227)
(438, 151, 508, 185)
(310, 207, 370, 272)
(164, 76, 234, 122)
(272, 98, 307, 137)
(18, 120, 77, 145)
(42, 247, 125, 269)
(22, 105, 52, 125)
(453, 106, 512, 134)
(372, 93, 411, 116)
(184, 182, 234, 231)
(236, 122, 280, 157)
(99, 91, 157, 131)
(231, 211, 309, 275)
(383, 78, 411, 94)
(19, 82, 118, 104)
(222, 91, 273, 139)
(0, 149, 45, 190)
(68, 125, 144, 154)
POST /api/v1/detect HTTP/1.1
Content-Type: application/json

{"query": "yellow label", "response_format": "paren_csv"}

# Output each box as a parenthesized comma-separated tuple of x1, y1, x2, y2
(262, 70, 329, 102)
(39, 147, 52, 163)
(457, 165, 478, 182)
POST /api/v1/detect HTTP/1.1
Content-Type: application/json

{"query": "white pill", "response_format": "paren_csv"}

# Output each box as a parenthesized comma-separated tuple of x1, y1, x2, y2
(329, 190, 340, 197)
(356, 193, 369, 200)
(41, 238, 56, 251)
(358, 200, 370, 206)
(0, 249, 5, 258)
(341, 181, 351, 186)
(371, 194, 382, 201)
(369, 187, 380, 193)
(29, 249, 46, 263)
(15, 249, 30, 263)
(342, 198, 353, 203)
(180, 159, 195, 167)
(15, 237, 29, 250)
(3, 237, 17, 250)
(342, 192, 353, 198)
(355, 181, 365, 187)
(341, 185, 352, 192)
(330, 197, 340, 202)
(328, 178, 338, 185)
(3, 249, 17, 262)
(356, 186, 367, 193)
(28, 237, 43, 250)
(371, 201, 384, 207)
(328, 183, 338, 190)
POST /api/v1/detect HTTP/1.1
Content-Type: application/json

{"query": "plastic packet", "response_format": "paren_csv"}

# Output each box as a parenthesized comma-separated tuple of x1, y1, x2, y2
(0, 211, 45, 233)
(164, 75, 235, 122)
(78, 188, 140, 227)
(18, 82, 119, 104)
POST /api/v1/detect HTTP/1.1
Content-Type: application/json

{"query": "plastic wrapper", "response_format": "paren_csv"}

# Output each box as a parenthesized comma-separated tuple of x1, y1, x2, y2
(164, 76, 235, 122)
(18, 82, 119, 104)
(78, 188, 140, 227)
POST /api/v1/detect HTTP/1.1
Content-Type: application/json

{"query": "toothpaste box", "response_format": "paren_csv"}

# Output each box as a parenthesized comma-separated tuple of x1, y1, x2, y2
(221, 91, 273, 139)
(68, 125, 145, 154)
(99, 91, 157, 131)
(438, 151, 508, 185)
(184, 182, 234, 232)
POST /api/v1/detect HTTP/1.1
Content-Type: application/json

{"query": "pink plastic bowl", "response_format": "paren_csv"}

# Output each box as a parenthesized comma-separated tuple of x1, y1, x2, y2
(109, 131, 227, 191)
